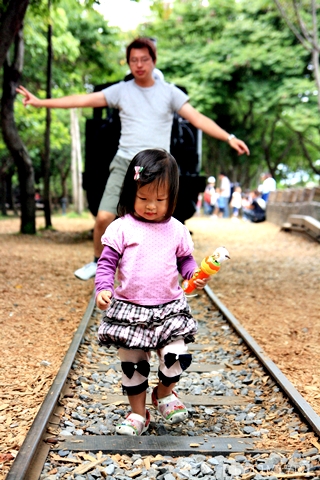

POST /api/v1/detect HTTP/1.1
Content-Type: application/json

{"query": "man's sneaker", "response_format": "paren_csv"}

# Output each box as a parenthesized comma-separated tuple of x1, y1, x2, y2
(151, 387, 188, 424)
(74, 261, 97, 281)
(116, 410, 150, 436)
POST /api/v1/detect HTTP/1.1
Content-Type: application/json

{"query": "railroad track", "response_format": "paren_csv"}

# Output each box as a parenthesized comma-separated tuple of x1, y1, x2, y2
(6, 287, 320, 479)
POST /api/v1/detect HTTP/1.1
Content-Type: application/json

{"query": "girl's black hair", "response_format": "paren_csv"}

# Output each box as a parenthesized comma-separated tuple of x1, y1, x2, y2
(117, 149, 179, 219)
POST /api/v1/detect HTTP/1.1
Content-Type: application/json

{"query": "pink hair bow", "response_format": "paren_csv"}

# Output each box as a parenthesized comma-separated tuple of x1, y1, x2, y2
(134, 166, 143, 180)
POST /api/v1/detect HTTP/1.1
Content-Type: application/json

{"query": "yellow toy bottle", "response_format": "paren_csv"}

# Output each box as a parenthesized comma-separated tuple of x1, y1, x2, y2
(182, 247, 230, 294)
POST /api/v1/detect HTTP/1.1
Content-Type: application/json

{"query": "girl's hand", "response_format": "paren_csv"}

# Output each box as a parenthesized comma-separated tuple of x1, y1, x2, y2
(193, 277, 209, 290)
(16, 85, 41, 107)
(96, 290, 112, 310)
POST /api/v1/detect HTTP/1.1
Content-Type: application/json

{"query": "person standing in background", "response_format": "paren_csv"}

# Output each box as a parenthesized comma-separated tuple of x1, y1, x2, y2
(218, 172, 231, 218)
(203, 176, 216, 215)
(260, 172, 276, 202)
(212, 188, 225, 219)
(230, 185, 242, 219)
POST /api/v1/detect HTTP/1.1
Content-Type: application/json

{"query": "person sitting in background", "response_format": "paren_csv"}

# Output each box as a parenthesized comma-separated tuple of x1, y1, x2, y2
(203, 176, 216, 215)
(241, 191, 251, 209)
(242, 190, 266, 223)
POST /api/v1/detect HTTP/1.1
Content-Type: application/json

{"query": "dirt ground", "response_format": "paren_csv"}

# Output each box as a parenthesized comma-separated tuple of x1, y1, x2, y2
(0, 212, 319, 476)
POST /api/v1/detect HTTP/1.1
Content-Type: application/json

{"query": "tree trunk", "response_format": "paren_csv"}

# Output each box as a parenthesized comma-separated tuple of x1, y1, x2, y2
(61, 167, 70, 199)
(274, 0, 320, 113)
(0, 166, 8, 216)
(0, 156, 13, 215)
(0, 0, 29, 69)
(70, 108, 83, 214)
(0, 28, 36, 234)
(43, 0, 53, 228)
(71, 109, 78, 209)
(75, 109, 83, 215)
(312, 49, 320, 111)
(5, 167, 18, 214)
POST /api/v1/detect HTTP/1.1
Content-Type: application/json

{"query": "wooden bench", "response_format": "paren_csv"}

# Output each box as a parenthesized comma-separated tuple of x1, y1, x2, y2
(310, 186, 320, 203)
(282, 214, 320, 242)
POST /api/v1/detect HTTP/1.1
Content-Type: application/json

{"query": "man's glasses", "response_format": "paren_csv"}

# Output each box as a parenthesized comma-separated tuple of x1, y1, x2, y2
(129, 57, 152, 64)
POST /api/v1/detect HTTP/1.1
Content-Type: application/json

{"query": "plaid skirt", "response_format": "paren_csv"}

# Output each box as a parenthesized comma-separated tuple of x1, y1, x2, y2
(98, 296, 197, 351)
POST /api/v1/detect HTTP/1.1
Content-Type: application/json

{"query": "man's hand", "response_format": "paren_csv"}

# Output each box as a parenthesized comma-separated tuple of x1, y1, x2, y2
(178, 103, 250, 156)
(96, 290, 112, 310)
(16, 85, 42, 107)
(229, 137, 250, 156)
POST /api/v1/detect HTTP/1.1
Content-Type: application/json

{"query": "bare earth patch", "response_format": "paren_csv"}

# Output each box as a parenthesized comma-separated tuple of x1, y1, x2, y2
(0, 213, 319, 477)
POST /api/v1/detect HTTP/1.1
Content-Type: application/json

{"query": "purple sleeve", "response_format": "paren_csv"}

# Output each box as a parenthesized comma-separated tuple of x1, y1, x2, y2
(95, 246, 120, 298)
(177, 254, 198, 280)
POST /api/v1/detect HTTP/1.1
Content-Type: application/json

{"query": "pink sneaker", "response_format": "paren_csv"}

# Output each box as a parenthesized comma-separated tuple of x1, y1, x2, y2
(151, 387, 188, 424)
(115, 409, 150, 436)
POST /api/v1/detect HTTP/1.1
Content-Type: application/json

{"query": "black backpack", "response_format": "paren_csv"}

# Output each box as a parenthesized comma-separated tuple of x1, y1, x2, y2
(82, 81, 206, 223)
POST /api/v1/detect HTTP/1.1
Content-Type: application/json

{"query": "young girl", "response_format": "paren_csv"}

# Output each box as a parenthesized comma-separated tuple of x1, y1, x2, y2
(230, 185, 242, 219)
(95, 149, 207, 436)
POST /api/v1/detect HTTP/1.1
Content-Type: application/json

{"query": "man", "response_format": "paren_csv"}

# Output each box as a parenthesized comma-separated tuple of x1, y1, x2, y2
(260, 172, 276, 202)
(17, 37, 250, 280)
(218, 172, 231, 218)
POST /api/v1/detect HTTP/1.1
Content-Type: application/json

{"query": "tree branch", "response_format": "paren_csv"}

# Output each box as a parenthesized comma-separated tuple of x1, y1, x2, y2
(295, 0, 320, 52)
(297, 131, 320, 175)
(0, 0, 29, 69)
(273, 0, 312, 51)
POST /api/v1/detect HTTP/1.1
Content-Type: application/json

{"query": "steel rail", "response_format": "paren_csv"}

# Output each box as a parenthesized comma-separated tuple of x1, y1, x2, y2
(6, 292, 96, 480)
(204, 285, 320, 437)
(6, 287, 320, 478)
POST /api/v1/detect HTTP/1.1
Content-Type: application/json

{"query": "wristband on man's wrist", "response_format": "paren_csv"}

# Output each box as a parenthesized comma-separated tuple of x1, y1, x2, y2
(227, 134, 236, 143)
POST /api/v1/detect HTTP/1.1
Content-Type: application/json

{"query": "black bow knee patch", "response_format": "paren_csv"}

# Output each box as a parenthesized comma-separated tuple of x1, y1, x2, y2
(164, 352, 192, 371)
(121, 360, 150, 379)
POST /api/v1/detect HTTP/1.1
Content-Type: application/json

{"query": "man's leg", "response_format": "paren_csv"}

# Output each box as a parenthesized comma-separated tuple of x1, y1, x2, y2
(94, 154, 130, 258)
(74, 210, 116, 281)
(242, 209, 255, 221)
(94, 211, 116, 258)
(74, 154, 129, 280)
(223, 198, 230, 218)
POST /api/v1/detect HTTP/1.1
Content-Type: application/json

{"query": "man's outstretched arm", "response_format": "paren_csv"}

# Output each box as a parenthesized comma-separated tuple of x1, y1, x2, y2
(178, 102, 250, 156)
(16, 85, 107, 109)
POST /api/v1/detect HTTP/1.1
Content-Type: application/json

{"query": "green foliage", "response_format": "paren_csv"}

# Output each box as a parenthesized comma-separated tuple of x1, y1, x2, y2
(141, 0, 319, 187)
(1, 0, 124, 206)
(2, 0, 319, 206)
(65, 210, 92, 219)
(23, 0, 124, 91)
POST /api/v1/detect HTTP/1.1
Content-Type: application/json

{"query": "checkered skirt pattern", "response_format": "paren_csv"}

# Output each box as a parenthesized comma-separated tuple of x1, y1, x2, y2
(98, 296, 197, 350)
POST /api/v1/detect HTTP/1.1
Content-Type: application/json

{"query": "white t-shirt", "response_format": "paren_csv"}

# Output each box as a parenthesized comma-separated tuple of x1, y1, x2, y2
(230, 191, 242, 209)
(102, 79, 189, 159)
(262, 177, 276, 194)
(220, 176, 231, 199)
